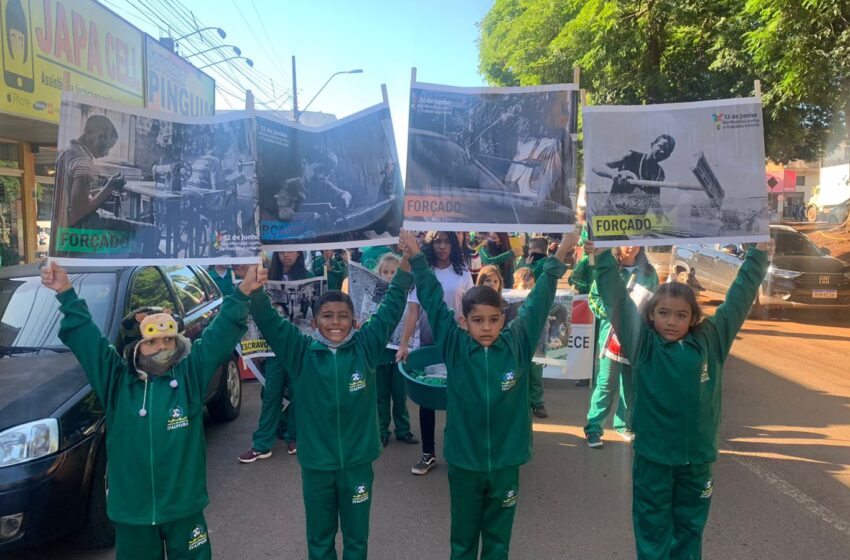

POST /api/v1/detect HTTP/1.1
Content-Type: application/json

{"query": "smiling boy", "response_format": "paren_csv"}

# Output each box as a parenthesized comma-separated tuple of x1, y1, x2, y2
(398, 229, 578, 560)
(246, 255, 413, 560)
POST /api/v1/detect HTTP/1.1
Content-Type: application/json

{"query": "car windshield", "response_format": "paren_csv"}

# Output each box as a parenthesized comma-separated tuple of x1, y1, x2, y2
(773, 230, 823, 257)
(0, 273, 115, 353)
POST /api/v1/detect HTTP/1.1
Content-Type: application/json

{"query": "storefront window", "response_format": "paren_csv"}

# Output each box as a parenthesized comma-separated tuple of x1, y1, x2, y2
(34, 148, 57, 177)
(0, 176, 25, 266)
(0, 143, 20, 169)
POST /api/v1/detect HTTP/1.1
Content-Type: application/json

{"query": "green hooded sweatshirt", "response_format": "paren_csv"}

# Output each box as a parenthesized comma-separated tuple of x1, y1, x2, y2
(593, 248, 767, 465)
(56, 288, 249, 525)
(410, 252, 567, 472)
(248, 267, 413, 471)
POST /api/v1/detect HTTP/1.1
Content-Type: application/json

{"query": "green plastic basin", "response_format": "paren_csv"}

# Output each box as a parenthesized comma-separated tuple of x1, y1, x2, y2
(398, 346, 447, 411)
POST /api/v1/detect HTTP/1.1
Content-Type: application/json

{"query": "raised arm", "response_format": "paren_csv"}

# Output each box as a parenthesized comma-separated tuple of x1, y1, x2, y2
(506, 232, 575, 362)
(356, 257, 414, 369)
(188, 266, 263, 386)
(43, 261, 127, 403)
(709, 245, 769, 357)
(399, 230, 462, 353)
(591, 246, 645, 363)
(480, 246, 514, 266)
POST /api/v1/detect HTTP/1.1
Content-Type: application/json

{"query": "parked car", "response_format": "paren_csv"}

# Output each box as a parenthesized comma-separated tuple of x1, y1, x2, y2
(645, 245, 673, 283)
(0, 264, 243, 551)
(670, 225, 850, 313)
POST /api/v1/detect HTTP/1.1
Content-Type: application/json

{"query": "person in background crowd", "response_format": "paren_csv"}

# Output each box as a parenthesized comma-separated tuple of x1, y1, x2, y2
(584, 246, 658, 449)
(397, 231, 474, 476)
(479, 232, 516, 289)
(207, 265, 234, 297)
(313, 249, 349, 291)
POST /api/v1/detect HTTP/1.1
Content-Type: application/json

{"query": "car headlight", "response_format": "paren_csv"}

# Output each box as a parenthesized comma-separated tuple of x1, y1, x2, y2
(0, 419, 59, 467)
(768, 266, 802, 279)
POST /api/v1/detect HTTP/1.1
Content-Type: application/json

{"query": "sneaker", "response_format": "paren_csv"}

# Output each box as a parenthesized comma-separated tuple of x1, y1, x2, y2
(586, 433, 604, 449)
(411, 453, 437, 475)
(397, 433, 420, 445)
(287, 440, 297, 455)
(532, 405, 549, 419)
(381, 434, 391, 448)
(575, 379, 590, 387)
(238, 449, 272, 463)
(617, 430, 636, 442)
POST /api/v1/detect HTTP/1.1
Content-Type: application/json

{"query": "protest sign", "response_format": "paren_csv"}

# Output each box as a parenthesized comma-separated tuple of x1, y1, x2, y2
(256, 102, 403, 251)
(347, 262, 417, 351)
(583, 98, 769, 247)
(502, 290, 595, 379)
(50, 94, 259, 265)
(404, 80, 578, 232)
(239, 277, 327, 359)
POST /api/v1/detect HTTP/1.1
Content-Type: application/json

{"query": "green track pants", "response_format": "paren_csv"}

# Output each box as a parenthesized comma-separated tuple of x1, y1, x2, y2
(252, 358, 296, 452)
(633, 454, 713, 560)
(114, 510, 210, 560)
(584, 356, 632, 436)
(448, 464, 520, 560)
(376, 361, 412, 439)
(301, 462, 374, 560)
(528, 363, 545, 409)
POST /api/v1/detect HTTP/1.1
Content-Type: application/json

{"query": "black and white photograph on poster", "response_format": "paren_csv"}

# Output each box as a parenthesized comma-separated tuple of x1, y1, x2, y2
(256, 102, 404, 251)
(50, 94, 259, 265)
(347, 262, 418, 351)
(239, 276, 327, 360)
(502, 289, 573, 365)
(404, 80, 578, 232)
(583, 98, 770, 247)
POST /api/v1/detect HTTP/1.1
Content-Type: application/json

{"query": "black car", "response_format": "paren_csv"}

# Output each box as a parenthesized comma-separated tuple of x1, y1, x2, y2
(670, 225, 850, 314)
(0, 264, 243, 551)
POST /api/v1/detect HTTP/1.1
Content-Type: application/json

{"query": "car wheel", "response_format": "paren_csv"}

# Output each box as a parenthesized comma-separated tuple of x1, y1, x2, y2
(806, 205, 819, 223)
(207, 356, 242, 422)
(73, 442, 115, 549)
(675, 268, 690, 285)
(749, 288, 777, 320)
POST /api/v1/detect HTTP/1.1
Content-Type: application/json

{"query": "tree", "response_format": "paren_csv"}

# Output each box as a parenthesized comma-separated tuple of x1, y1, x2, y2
(477, 0, 838, 163)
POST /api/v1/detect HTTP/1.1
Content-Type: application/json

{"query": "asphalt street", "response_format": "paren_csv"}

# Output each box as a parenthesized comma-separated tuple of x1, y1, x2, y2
(8, 307, 850, 559)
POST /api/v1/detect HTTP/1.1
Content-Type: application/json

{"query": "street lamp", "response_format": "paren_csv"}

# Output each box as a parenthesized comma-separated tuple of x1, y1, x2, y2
(296, 68, 364, 121)
(199, 57, 254, 69)
(176, 27, 226, 41)
(184, 45, 241, 59)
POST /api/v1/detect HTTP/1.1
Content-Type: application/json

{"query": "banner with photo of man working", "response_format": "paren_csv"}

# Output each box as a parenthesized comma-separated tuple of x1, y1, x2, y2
(404, 80, 578, 232)
(50, 94, 259, 264)
(583, 98, 769, 247)
(239, 277, 328, 360)
(256, 103, 403, 251)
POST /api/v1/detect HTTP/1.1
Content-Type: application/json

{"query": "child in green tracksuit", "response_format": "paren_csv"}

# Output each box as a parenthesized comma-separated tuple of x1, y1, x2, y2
(585, 246, 658, 447)
(41, 261, 262, 560)
(591, 242, 770, 560)
(247, 257, 413, 560)
(399, 230, 576, 560)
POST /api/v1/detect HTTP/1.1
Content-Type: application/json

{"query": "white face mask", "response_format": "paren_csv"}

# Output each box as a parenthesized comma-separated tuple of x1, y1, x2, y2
(137, 346, 179, 376)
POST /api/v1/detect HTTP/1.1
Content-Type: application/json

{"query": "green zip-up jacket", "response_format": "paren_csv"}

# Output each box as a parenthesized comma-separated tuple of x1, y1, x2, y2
(589, 256, 658, 355)
(57, 288, 249, 525)
(411, 252, 567, 471)
(594, 248, 767, 466)
(568, 225, 592, 294)
(248, 268, 413, 471)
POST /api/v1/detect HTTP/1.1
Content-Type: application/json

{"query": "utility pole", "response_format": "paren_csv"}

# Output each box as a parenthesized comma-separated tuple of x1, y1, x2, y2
(292, 56, 299, 122)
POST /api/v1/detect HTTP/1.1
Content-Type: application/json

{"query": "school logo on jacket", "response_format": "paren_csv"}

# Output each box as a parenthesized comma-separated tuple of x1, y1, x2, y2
(501, 371, 517, 392)
(700, 479, 713, 499)
(502, 488, 518, 508)
(700, 361, 710, 384)
(167, 406, 189, 431)
(352, 483, 369, 504)
(349, 371, 366, 392)
(188, 524, 208, 551)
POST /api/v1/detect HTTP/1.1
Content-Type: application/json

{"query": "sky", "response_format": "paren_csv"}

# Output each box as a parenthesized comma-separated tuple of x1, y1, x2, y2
(108, 0, 494, 172)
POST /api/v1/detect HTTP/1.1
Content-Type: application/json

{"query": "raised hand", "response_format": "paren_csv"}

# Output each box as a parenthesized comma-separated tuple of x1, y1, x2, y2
(238, 264, 268, 295)
(554, 230, 582, 262)
(398, 230, 421, 258)
(40, 260, 72, 293)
